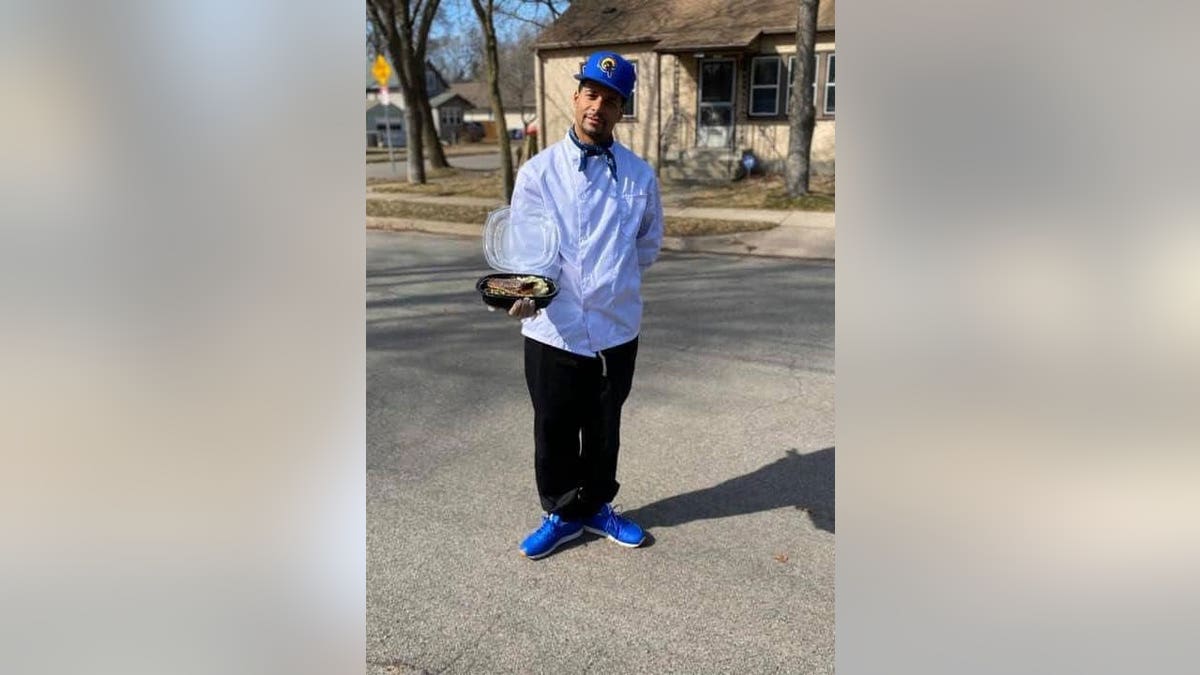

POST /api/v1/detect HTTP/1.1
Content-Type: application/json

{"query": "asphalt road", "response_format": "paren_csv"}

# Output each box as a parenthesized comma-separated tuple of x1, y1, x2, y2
(367, 231, 835, 674)
(367, 150, 502, 180)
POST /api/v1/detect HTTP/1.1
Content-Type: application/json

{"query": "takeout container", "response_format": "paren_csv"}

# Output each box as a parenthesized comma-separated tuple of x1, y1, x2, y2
(475, 274, 560, 310)
(477, 206, 560, 310)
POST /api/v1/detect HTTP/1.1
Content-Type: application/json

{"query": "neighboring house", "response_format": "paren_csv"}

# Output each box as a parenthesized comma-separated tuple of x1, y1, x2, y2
(534, 0, 835, 184)
(365, 58, 453, 145)
(427, 91, 475, 142)
(365, 59, 450, 104)
(450, 80, 539, 140)
(366, 101, 406, 148)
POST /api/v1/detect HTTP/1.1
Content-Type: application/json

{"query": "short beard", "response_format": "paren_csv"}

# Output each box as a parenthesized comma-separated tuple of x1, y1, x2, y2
(575, 121, 612, 144)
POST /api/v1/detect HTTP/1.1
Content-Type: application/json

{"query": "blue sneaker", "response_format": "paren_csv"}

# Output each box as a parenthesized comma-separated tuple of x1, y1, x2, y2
(519, 513, 583, 559)
(583, 504, 645, 547)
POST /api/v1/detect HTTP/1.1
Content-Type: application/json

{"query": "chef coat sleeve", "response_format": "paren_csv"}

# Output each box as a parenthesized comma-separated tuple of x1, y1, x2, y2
(637, 176, 665, 271)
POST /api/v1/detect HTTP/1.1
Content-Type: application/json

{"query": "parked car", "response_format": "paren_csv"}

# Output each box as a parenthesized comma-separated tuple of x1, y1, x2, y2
(461, 122, 485, 142)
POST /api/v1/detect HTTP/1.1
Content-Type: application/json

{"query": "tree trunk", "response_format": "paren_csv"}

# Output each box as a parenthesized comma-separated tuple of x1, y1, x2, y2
(402, 93, 426, 183)
(470, 0, 514, 202)
(786, 0, 819, 197)
(419, 97, 449, 168)
(367, 0, 444, 184)
(395, 39, 427, 184)
(414, 66, 449, 168)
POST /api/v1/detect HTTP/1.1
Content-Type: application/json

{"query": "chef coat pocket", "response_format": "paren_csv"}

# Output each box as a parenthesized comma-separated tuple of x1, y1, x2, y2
(620, 194, 648, 241)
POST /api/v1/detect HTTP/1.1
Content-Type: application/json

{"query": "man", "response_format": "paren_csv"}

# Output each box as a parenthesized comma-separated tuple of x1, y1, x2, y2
(500, 51, 664, 559)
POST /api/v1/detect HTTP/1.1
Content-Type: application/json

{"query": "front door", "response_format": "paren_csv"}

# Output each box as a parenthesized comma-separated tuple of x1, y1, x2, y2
(697, 58, 735, 148)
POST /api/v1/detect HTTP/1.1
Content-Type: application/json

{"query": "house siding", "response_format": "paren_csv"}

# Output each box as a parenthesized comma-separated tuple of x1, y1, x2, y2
(535, 31, 834, 184)
(735, 32, 835, 177)
(538, 43, 660, 162)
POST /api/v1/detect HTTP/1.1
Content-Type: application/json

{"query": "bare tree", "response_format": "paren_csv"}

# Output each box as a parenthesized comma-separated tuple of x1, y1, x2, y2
(468, 0, 516, 202)
(497, 0, 568, 27)
(366, 22, 385, 61)
(428, 25, 485, 81)
(786, 0, 819, 197)
(416, 68, 450, 170)
(498, 25, 538, 125)
(528, 0, 566, 21)
(366, 0, 445, 183)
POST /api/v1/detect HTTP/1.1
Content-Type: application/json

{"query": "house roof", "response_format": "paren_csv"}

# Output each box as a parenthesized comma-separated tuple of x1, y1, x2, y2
(447, 81, 488, 108)
(535, 0, 834, 52)
(428, 91, 474, 108)
(366, 101, 403, 123)
(448, 80, 537, 111)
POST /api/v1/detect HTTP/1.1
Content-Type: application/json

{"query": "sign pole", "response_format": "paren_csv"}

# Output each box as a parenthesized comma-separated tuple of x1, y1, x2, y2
(381, 90, 397, 175)
(372, 55, 398, 176)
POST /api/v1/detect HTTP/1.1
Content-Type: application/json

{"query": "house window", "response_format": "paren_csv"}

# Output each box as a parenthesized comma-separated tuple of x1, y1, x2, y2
(823, 53, 835, 115)
(622, 60, 637, 118)
(749, 56, 782, 116)
(785, 54, 823, 114)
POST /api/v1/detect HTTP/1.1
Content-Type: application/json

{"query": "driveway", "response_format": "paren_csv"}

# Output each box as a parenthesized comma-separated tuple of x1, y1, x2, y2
(366, 231, 834, 674)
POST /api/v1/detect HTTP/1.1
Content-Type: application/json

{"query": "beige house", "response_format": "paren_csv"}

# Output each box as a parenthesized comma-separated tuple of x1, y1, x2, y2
(534, 0, 834, 185)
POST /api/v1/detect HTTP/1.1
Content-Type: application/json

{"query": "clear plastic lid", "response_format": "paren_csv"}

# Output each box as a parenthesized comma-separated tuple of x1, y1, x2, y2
(482, 205, 559, 274)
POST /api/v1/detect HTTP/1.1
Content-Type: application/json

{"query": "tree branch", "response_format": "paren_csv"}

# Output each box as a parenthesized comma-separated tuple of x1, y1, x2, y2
(416, 0, 443, 58)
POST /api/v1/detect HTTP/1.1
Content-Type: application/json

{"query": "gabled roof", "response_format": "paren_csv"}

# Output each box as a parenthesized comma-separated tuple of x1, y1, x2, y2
(428, 91, 475, 108)
(366, 101, 403, 119)
(448, 80, 537, 110)
(535, 0, 834, 52)
(448, 81, 488, 108)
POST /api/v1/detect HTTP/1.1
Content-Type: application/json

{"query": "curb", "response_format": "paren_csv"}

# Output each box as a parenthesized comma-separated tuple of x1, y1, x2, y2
(367, 216, 480, 239)
(366, 192, 503, 207)
(365, 192, 834, 260)
(367, 216, 834, 260)
(660, 229, 834, 260)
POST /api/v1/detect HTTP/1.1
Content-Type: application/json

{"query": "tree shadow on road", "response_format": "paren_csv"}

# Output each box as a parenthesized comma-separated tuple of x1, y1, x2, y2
(622, 447, 834, 533)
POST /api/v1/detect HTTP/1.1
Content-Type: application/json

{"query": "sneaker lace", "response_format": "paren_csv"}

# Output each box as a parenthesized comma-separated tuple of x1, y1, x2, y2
(605, 504, 625, 531)
(542, 513, 567, 534)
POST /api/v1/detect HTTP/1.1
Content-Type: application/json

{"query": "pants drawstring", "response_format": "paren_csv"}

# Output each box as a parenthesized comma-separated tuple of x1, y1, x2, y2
(597, 350, 608, 378)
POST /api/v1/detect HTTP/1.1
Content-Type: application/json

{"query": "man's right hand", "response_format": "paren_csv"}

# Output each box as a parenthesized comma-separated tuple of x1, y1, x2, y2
(507, 297, 539, 319)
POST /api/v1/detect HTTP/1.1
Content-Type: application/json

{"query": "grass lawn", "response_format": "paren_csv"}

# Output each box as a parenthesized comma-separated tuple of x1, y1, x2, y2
(366, 197, 776, 237)
(369, 168, 833, 212)
(664, 175, 835, 211)
(368, 169, 505, 198)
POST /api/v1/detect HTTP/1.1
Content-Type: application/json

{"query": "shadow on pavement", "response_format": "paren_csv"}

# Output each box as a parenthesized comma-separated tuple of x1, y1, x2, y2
(623, 447, 834, 533)
(366, 249, 834, 376)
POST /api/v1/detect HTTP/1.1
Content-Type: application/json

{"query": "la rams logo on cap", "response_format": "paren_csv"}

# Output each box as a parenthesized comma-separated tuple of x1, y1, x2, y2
(599, 56, 617, 77)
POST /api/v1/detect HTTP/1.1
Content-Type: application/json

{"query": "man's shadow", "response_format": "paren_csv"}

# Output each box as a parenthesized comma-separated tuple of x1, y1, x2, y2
(623, 447, 834, 533)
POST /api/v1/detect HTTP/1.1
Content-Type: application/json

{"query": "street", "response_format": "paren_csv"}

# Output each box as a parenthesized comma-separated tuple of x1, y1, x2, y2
(367, 231, 834, 674)
(367, 150, 502, 180)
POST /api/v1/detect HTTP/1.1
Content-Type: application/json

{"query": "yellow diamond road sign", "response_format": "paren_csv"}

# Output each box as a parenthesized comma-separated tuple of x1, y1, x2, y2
(372, 55, 392, 87)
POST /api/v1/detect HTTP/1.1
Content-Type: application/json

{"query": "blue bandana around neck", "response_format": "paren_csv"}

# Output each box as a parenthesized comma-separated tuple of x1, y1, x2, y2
(568, 126, 617, 180)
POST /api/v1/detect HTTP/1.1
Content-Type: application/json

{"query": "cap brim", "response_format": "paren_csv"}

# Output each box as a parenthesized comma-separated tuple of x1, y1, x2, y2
(574, 76, 626, 100)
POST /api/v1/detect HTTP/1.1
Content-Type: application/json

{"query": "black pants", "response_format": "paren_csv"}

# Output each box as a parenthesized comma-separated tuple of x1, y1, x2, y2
(524, 336, 639, 520)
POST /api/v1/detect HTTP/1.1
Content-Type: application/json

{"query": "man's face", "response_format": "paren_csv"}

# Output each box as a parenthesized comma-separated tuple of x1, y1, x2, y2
(572, 82, 623, 143)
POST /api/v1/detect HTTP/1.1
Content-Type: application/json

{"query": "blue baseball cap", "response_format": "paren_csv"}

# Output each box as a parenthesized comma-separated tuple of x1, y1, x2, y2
(574, 51, 636, 101)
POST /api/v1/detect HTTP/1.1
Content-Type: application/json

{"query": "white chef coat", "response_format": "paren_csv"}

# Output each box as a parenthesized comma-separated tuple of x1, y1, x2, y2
(512, 130, 664, 356)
